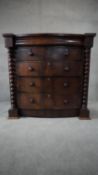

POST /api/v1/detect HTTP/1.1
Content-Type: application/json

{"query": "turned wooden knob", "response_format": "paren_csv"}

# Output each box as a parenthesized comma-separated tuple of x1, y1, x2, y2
(47, 94, 51, 98)
(64, 99, 68, 104)
(47, 62, 52, 66)
(28, 66, 35, 71)
(30, 82, 35, 87)
(64, 82, 68, 87)
(48, 78, 51, 81)
(28, 49, 34, 56)
(64, 66, 69, 71)
(30, 98, 35, 104)
(64, 48, 69, 55)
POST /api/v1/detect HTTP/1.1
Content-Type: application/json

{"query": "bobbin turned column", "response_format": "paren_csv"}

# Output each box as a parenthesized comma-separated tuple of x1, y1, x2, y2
(3, 34, 19, 118)
(79, 33, 96, 120)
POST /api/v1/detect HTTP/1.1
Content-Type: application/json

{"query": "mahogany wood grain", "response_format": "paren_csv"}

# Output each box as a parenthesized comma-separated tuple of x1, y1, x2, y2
(3, 33, 96, 119)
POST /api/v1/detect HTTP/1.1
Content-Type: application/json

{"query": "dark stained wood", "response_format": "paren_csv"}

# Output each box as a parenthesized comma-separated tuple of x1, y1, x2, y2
(17, 92, 81, 110)
(16, 46, 45, 61)
(16, 77, 42, 93)
(44, 61, 82, 76)
(45, 46, 82, 61)
(16, 46, 82, 61)
(3, 33, 96, 119)
(15, 36, 83, 46)
(18, 109, 80, 118)
(16, 77, 81, 95)
(54, 94, 81, 109)
(17, 93, 42, 110)
(47, 94, 80, 109)
(54, 78, 81, 95)
(16, 61, 42, 76)
(16, 60, 82, 77)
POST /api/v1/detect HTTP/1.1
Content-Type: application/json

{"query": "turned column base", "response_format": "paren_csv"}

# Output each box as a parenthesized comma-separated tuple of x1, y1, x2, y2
(79, 108, 91, 120)
(8, 108, 19, 119)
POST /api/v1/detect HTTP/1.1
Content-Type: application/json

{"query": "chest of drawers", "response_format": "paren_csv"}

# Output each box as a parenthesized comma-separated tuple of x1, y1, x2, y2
(3, 33, 96, 119)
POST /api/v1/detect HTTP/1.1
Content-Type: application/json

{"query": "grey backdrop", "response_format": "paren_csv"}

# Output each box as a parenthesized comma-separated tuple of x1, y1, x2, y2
(0, 0, 98, 103)
(0, 1, 98, 175)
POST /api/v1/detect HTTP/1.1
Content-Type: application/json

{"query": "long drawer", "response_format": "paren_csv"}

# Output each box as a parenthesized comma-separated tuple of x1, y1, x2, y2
(15, 46, 82, 61)
(16, 60, 82, 77)
(16, 77, 82, 95)
(16, 93, 81, 110)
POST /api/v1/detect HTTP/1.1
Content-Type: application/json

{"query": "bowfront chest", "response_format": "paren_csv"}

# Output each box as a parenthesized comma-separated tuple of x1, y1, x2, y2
(3, 33, 96, 119)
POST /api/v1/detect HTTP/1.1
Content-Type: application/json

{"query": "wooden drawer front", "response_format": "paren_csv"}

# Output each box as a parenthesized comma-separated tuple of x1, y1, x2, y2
(16, 77, 53, 93)
(46, 46, 69, 60)
(43, 94, 81, 109)
(16, 77, 81, 95)
(46, 46, 82, 61)
(54, 78, 81, 95)
(16, 46, 45, 61)
(63, 61, 82, 76)
(54, 95, 81, 109)
(17, 94, 42, 109)
(16, 61, 82, 77)
(44, 61, 63, 76)
(16, 78, 42, 93)
(43, 78, 53, 93)
(43, 94, 54, 109)
(16, 46, 82, 61)
(17, 93, 81, 110)
(44, 61, 82, 76)
(16, 61, 42, 76)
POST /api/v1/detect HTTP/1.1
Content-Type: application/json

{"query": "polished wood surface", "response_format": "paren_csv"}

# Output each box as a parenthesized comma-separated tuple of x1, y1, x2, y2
(3, 33, 96, 119)
(16, 77, 81, 94)
(16, 60, 82, 77)
(17, 93, 81, 110)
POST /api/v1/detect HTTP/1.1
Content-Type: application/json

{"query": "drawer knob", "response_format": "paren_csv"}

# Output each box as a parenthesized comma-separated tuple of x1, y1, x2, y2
(64, 48, 69, 55)
(30, 98, 35, 104)
(47, 94, 51, 98)
(64, 82, 68, 87)
(64, 66, 69, 71)
(48, 78, 51, 81)
(30, 82, 35, 87)
(28, 66, 35, 71)
(64, 99, 68, 104)
(47, 62, 51, 66)
(28, 49, 34, 56)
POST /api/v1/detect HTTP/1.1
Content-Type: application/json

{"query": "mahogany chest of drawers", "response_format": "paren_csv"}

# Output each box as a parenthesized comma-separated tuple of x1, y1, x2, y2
(3, 33, 96, 119)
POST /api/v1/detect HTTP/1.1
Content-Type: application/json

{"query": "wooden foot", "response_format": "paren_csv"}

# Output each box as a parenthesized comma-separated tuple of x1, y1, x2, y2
(79, 108, 91, 120)
(8, 108, 19, 119)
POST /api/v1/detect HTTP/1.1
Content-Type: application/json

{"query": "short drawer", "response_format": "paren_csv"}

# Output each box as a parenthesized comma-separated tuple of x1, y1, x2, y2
(46, 46, 82, 61)
(44, 61, 82, 76)
(16, 61, 42, 76)
(15, 46, 45, 61)
(17, 93, 42, 109)
(54, 77, 81, 95)
(16, 77, 42, 93)
(63, 61, 82, 76)
(42, 94, 81, 109)
(16, 77, 53, 93)
(54, 94, 81, 109)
